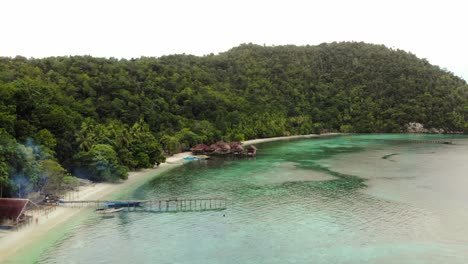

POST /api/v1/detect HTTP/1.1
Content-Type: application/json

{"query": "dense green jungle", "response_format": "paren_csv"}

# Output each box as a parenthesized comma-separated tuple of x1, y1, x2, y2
(0, 42, 467, 197)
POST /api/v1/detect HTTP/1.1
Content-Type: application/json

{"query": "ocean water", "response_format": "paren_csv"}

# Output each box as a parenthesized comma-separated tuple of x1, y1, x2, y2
(35, 134, 468, 263)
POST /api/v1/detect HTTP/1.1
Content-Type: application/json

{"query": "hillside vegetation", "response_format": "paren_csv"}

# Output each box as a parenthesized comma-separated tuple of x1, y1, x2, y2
(1, 42, 467, 197)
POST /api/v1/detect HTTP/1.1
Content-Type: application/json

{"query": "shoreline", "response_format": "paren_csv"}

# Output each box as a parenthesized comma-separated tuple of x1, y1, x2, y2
(0, 152, 192, 262)
(0, 133, 337, 262)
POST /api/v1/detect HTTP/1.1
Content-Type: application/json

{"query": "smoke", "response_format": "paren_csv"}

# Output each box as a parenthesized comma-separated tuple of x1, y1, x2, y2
(7, 138, 51, 198)
(11, 174, 32, 198)
(24, 137, 51, 160)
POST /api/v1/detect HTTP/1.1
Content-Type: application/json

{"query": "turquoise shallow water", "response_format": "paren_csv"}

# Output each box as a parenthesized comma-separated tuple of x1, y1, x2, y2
(33, 134, 468, 263)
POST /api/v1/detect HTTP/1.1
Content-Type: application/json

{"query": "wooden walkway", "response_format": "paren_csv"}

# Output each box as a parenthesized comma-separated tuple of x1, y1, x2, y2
(59, 197, 227, 212)
(385, 139, 453, 145)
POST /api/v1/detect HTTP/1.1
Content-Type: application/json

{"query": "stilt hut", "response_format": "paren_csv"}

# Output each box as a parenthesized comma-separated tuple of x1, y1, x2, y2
(208, 143, 220, 154)
(229, 142, 244, 154)
(190, 144, 210, 155)
(214, 141, 231, 154)
(0, 198, 33, 229)
(247, 145, 257, 156)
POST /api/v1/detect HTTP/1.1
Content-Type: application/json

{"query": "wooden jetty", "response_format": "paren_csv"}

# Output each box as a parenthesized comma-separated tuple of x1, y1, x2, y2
(142, 198, 227, 212)
(59, 197, 227, 212)
(385, 139, 453, 145)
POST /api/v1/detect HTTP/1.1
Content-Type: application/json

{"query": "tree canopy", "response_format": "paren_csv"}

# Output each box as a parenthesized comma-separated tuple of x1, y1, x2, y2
(0, 42, 467, 197)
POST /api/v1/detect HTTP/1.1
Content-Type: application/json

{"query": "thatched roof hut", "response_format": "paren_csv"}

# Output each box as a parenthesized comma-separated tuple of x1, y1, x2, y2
(208, 143, 220, 153)
(190, 144, 210, 154)
(213, 141, 230, 154)
(229, 141, 244, 154)
(247, 145, 257, 156)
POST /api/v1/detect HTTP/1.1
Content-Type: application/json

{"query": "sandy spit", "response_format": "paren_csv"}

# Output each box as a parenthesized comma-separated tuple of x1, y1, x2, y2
(242, 133, 340, 146)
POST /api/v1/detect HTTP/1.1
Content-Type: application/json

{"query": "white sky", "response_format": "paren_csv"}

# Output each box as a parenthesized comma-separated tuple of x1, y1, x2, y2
(1, 0, 467, 80)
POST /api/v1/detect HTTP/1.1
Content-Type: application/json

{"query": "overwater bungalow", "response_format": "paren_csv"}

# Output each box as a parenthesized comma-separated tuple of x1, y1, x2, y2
(208, 143, 220, 154)
(229, 141, 244, 154)
(247, 145, 257, 156)
(191, 141, 255, 157)
(213, 141, 231, 154)
(190, 144, 211, 155)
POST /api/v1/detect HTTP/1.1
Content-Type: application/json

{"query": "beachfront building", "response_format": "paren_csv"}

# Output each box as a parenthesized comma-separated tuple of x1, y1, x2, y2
(229, 142, 244, 154)
(190, 144, 211, 155)
(247, 145, 257, 156)
(0, 198, 33, 229)
(212, 141, 231, 154)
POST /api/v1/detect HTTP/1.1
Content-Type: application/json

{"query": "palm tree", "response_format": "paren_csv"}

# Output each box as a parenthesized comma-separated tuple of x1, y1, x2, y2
(75, 118, 97, 151)
(130, 117, 146, 138)
(117, 127, 132, 148)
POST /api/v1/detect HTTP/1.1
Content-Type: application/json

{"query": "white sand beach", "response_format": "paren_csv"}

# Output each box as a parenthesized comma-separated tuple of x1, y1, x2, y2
(0, 134, 336, 261)
(242, 133, 339, 145)
(0, 152, 191, 261)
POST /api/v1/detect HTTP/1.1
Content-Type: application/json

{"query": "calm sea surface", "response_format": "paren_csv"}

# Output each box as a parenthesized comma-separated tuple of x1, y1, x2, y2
(35, 134, 468, 263)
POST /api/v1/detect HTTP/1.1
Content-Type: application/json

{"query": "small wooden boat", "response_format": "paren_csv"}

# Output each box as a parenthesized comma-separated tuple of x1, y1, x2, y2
(197, 155, 210, 160)
(96, 208, 123, 214)
(183, 155, 210, 161)
(105, 201, 141, 208)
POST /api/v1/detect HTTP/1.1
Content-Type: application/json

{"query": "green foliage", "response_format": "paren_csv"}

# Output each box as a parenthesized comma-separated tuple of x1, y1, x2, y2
(233, 133, 246, 142)
(128, 118, 166, 168)
(34, 129, 57, 150)
(0, 129, 65, 197)
(74, 144, 128, 182)
(175, 128, 203, 151)
(40, 159, 66, 193)
(0, 42, 467, 197)
(340, 124, 354, 133)
(62, 175, 80, 190)
(160, 135, 180, 156)
(0, 162, 10, 198)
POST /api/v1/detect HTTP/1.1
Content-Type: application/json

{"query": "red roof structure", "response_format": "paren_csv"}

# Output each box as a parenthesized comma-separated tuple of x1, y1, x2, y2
(229, 141, 244, 154)
(214, 141, 230, 154)
(190, 144, 210, 154)
(247, 145, 257, 156)
(0, 198, 32, 227)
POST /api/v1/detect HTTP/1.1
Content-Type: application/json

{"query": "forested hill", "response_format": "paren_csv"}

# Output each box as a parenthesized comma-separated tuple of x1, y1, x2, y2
(1, 42, 467, 197)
